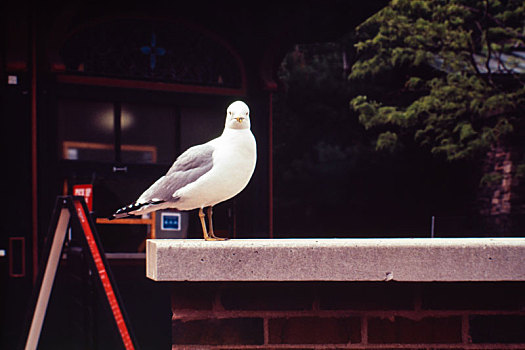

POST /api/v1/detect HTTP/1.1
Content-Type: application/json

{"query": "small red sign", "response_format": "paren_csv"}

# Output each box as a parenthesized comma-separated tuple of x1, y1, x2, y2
(73, 184, 93, 211)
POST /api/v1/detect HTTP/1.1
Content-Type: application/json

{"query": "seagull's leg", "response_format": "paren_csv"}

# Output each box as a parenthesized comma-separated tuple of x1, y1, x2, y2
(207, 206, 227, 241)
(207, 206, 215, 237)
(198, 208, 212, 240)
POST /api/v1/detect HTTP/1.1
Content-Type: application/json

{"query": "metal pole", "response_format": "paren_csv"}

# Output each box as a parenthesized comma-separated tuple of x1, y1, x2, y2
(268, 92, 274, 238)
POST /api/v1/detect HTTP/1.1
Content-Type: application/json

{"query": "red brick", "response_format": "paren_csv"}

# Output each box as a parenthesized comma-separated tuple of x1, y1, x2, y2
(268, 317, 361, 344)
(171, 283, 215, 311)
(172, 318, 264, 345)
(319, 282, 415, 310)
(221, 282, 315, 311)
(422, 282, 525, 310)
(368, 316, 462, 344)
(470, 315, 525, 343)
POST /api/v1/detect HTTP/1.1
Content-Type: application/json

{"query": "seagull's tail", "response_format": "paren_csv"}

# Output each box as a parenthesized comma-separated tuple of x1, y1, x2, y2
(109, 200, 166, 220)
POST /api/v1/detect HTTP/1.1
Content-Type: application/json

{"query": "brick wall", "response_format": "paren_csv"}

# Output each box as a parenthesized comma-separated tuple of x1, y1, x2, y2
(171, 282, 525, 349)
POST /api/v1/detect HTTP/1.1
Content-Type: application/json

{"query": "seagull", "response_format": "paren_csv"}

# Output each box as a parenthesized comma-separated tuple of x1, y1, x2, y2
(111, 100, 257, 240)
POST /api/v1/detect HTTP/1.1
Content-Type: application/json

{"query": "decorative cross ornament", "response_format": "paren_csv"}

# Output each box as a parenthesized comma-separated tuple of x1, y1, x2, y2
(140, 33, 166, 70)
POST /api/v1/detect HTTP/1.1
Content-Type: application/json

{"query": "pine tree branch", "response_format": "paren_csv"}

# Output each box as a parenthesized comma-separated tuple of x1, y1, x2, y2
(461, 3, 525, 41)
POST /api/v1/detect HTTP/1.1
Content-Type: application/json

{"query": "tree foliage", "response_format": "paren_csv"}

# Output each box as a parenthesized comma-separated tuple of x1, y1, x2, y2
(274, 42, 480, 237)
(349, 0, 525, 161)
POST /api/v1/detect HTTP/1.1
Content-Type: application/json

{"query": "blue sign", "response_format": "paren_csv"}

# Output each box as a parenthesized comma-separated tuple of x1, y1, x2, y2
(161, 212, 181, 231)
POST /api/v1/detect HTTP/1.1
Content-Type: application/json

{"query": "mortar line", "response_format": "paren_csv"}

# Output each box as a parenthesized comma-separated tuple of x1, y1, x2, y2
(263, 317, 269, 345)
(360, 315, 368, 345)
(462, 313, 470, 344)
(171, 308, 525, 320)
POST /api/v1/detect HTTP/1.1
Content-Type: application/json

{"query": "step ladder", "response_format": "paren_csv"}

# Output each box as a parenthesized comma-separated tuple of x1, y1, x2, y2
(24, 196, 138, 350)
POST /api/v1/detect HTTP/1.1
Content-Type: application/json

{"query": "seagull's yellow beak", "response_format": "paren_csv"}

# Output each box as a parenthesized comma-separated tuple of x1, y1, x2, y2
(235, 117, 245, 123)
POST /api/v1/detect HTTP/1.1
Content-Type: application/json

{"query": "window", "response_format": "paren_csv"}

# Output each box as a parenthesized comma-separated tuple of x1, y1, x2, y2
(58, 98, 178, 165)
(58, 99, 114, 162)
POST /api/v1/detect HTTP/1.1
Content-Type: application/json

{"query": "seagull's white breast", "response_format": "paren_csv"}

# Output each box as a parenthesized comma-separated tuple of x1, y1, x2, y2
(173, 129, 256, 210)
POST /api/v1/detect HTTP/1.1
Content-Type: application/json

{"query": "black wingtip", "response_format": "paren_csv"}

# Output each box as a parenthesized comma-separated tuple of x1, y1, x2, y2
(109, 199, 166, 220)
(109, 206, 136, 220)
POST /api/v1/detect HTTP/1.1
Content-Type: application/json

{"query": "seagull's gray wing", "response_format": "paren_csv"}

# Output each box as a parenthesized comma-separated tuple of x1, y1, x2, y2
(137, 143, 215, 203)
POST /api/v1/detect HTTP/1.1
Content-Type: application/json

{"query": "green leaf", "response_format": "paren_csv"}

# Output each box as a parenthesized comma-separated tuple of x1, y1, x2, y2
(455, 122, 477, 141)
(376, 131, 398, 152)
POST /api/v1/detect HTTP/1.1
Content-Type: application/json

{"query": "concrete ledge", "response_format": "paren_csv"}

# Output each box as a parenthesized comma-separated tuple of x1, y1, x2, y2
(146, 238, 525, 282)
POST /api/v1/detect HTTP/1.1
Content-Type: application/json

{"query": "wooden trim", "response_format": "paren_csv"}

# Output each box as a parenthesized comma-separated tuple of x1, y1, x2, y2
(96, 218, 153, 225)
(56, 75, 246, 96)
(96, 211, 156, 239)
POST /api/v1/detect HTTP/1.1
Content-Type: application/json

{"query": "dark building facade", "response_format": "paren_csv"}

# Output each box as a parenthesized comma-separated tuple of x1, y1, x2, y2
(0, 1, 386, 348)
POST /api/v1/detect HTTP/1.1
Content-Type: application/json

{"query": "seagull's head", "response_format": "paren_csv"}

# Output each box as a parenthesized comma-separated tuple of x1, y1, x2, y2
(225, 100, 250, 130)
